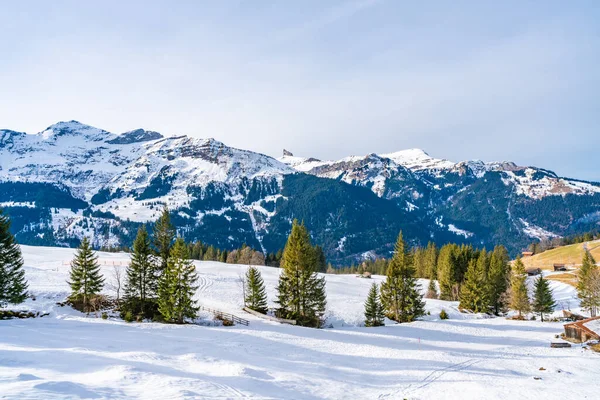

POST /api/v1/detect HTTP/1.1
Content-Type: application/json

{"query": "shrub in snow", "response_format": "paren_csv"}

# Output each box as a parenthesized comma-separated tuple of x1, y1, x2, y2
(439, 309, 449, 320)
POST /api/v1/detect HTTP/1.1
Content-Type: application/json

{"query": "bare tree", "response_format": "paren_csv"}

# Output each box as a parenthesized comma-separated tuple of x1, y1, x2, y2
(106, 266, 125, 308)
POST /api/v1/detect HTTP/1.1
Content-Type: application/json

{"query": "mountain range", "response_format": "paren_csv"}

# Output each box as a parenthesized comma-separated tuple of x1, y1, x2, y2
(1, 120, 599, 264)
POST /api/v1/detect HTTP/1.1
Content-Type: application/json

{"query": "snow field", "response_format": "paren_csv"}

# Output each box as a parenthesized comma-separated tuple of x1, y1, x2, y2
(0, 245, 597, 399)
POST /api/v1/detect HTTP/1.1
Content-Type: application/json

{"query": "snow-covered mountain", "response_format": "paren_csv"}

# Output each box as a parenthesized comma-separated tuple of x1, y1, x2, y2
(1, 121, 600, 261)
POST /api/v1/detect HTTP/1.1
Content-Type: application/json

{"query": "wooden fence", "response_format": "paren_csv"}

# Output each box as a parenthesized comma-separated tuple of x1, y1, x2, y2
(243, 307, 297, 325)
(200, 306, 249, 326)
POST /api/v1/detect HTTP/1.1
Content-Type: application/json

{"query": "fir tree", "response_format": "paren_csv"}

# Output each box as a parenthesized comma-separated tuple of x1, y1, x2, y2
(487, 246, 511, 315)
(275, 220, 327, 327)
(577, 250, 600, 317)
(532, 275, 555, 322)
(424, 242, 438, 280)
(67, 237, 104, 311)
(437, 244, 458, 300)
(244, 266, 268, 314)
(364, 283, 385, 327)
(0, 210, 28, 306)
(153, 206, 175, 273)
(509, 257, 530, 318)
(380, 231, 425, 323)
(425, 279, 438, 299)
(459, 255, 489, 313)
(158, 238, 199, 323)
(124, 226, 157, 316)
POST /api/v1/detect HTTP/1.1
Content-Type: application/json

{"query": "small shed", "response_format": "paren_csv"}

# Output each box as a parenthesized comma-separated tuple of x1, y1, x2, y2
(553, 264, 567, 272)
(522, 251, 534, 257)
(563, 317, 600, 343)
(526, 267, 541, 276)
(361, 271, 372, 279)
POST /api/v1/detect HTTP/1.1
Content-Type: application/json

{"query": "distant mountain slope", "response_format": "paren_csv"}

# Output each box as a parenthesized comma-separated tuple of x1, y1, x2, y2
(521, 239, 600, 270)
(1, 120, 599, 262)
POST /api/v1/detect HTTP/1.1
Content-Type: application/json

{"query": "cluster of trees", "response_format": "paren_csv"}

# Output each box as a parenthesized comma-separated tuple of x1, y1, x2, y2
(527, 229, 600, 255)
(364, 232, 425, 327)
(0, 209, 28, 307)
(241, 221, 328, 328)
(67, 207, 199, 323)
(509, 258, 556, 321)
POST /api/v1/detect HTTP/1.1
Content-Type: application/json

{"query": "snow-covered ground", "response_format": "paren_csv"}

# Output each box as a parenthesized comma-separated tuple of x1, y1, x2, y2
(0, 246, 598, 399)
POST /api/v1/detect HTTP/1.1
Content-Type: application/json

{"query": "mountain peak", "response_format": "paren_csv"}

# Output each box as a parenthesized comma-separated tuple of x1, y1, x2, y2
(108, 128, 163, 144)
(38, 120, 111, 141)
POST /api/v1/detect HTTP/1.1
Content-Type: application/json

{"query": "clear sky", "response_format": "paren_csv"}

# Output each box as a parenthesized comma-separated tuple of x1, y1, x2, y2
(2, 1, 599, 180)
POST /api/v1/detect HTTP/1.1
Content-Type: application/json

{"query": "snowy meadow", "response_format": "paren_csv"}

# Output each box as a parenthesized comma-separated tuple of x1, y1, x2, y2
(0, 245, 597, 400)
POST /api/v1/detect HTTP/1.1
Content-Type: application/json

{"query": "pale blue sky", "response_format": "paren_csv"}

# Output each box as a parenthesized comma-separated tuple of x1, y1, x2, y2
(1, 1, 599, 180)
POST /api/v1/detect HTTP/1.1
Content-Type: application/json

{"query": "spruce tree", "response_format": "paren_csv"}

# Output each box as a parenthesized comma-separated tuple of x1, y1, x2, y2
(424, 242, 438, 280)
(459, 256, 489, 313)
(245, 266, 268, 314)
(532, 275, 556, 322)
(0, 210, 28, 306)
(67, 237, 104, 311)
(425, 279, 438, 299)
(158, 238, 199, 323)
(509, 257, 530, 318)
(577, 250, 600, 317)
(124, 226, 157, 316)
(437, 244, 458, 300)
(380, 231, 425, 323)
(153, 206, 175, 273)
(487, 246, 510, 315)
(275, 220, 327, 327)
(364, 282, 385, 327)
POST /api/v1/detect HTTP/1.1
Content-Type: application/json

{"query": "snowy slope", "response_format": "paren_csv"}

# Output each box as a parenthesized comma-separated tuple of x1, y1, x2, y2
(0, 245, 597, 400)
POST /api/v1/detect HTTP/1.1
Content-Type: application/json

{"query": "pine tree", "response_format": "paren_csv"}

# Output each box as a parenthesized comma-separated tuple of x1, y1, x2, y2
(509, 257, 530, 318)
(459, 256, 490, 313)
(124, 226, 157, 316)
(532, 275, 556, 322)
(487, 246, 510, 315)
(153, 206, 175, 273)
(364, 283, 385, 327)
(0, 210, 28, 306)
(413, 247, 427, 278)
(157, 238, 199, 323)
(380, 231, 425, 323)
(275, 220, 327, 327)
(244, 266, 268, 314)
(577, 250, 600, 317)
(67, 237, 104, 311)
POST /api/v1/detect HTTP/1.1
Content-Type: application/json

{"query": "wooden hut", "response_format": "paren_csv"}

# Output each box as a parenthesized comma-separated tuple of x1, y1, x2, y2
(553, 264, 567, 272)
(522, 251, 534, 258)
(563, 317, 600, 343)
(526, 267, 541, 276)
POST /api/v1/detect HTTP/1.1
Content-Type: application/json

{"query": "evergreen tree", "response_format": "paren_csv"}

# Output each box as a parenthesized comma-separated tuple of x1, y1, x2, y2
(124, 226, 157, 316)
(275, 220, 327, 327)
(437, 244, 457, 300)
(380, 231, 425, 323)
(424, 242, 438, 280)
(0, 210, 28, 306)
(364, 283, 385, 327)
(425, 279, 438, 299)
(532, 275, 556, 322)
(509, 257, 530, 318)
(67, 237, 104, 311)
(203, 245, 217, 261)
(314, 245, 327, 273)
(244, 266, 268, 314)
(153, 206, 175, 273)
(158, 238, 199, 323)
(577, 250, 600, 317)
(413, 247, 427, 278)
(459, 254, 489, 313)
(487, 246, 511, 315)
